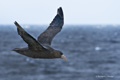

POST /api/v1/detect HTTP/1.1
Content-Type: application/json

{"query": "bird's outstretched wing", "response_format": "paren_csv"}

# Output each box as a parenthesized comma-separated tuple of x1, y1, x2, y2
(14, 21, 45, 50)
(37, 7, 64, 45)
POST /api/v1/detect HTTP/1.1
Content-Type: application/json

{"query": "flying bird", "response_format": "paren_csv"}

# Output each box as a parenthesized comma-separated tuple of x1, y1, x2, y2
(13, 7, 67, 61)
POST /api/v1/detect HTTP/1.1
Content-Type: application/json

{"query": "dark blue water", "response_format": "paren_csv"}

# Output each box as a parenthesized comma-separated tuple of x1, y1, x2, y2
(0, 25, 120, 80)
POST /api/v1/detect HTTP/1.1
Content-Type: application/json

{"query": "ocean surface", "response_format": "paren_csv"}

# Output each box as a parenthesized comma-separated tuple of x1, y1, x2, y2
(0, 25, 120, 80)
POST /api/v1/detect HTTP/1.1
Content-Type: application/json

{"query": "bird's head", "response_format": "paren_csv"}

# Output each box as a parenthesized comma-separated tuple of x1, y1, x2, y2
(54, 50, 67, 61)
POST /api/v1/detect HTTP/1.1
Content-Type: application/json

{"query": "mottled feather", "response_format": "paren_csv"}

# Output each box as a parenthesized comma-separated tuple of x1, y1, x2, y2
(37, 7, 64, 45)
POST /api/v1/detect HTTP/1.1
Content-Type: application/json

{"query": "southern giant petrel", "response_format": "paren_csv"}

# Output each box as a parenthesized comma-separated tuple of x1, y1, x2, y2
(13, 7, 67, 61)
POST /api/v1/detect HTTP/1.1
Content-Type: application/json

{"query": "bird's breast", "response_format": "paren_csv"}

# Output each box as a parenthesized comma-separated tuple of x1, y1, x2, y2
(21, 49, 55, 59)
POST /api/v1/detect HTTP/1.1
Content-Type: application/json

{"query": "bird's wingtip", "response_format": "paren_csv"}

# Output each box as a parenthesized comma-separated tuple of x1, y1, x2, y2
(58, 7, 62, 10)
(57, 7, 63, 18)
(14, 21, 18, 24)
(14, 21, 21, 28)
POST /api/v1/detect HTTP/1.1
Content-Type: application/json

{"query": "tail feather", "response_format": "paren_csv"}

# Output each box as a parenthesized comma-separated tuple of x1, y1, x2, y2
(12, 48, 20, 52)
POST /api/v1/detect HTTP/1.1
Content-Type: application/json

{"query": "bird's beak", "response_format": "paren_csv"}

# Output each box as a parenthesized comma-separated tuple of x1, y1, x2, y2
(61, 55, 67, 61)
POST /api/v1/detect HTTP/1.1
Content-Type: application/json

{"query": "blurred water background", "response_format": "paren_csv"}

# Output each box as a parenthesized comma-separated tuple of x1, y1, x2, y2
(0, 25, 120, 80)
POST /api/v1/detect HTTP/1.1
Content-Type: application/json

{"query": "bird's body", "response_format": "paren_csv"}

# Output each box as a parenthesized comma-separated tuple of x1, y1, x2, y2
(14, 47, 61, 59)
(13, 7, 67, 61)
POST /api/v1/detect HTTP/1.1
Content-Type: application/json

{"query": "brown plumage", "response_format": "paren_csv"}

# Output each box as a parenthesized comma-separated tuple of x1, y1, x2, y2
(13, 7, 67, 61)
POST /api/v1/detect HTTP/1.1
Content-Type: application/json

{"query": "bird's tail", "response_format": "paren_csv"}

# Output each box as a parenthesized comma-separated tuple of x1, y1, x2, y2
(12, 48, 20, 52)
